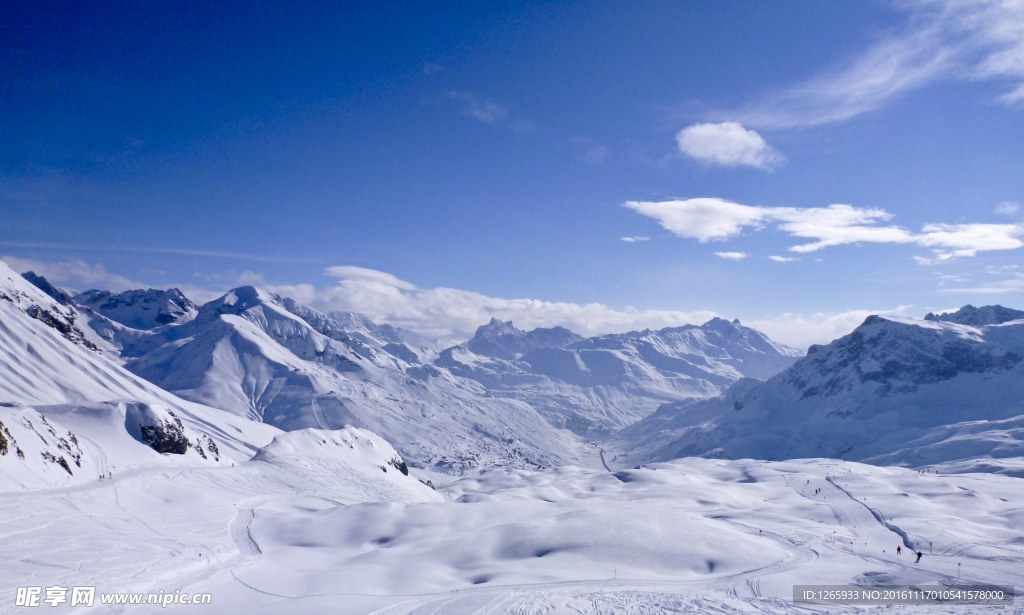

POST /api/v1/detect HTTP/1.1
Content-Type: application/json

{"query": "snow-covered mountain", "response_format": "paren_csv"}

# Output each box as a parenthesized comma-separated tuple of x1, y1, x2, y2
(924, 304, 1024, 326)
(438, 317, 802, 436)
(87, 285, 587, 473)
(463, 317, 584, 359)
(0, 261, 284, 488)
(14, 269, 801, 468)
(58, 285, 201, 359)
(5, 260, 1024, 613)
(615, 310, 1024, 475)
(76, 287, 198, 329)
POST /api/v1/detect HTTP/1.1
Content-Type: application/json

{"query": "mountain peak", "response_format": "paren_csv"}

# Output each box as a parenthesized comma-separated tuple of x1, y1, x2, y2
(198, 286, 283, 319)
(21, 271, 75, 306)
(924, 304, 1024, 326)
(76, 287, 197, 329)
(464, 319, 582, 360)
(703, 316, 741, 330)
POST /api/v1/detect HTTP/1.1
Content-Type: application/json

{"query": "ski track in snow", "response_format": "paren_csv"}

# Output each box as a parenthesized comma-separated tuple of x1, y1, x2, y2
(3, 458, 1023, 614)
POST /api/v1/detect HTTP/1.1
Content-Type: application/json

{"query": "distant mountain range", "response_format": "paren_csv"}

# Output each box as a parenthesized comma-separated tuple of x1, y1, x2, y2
(9, 257, 1023, 478)
(12, 264, 800, 472)
(613, 305, 1024, 476)
(438, 316, 802, 436)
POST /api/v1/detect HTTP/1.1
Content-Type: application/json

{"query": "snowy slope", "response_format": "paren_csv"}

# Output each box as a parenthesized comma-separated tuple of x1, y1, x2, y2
(615, 310, 1024, 474)
(1, 456, 1019, 614)
(438, 317, 802, 435)
(116, 286, 586, 473)
(0, 261, 282, 488)
(283, 299, 441, 360)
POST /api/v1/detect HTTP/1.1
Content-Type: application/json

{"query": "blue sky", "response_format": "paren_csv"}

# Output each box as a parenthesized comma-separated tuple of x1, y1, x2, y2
(3, 1, 1024, 348)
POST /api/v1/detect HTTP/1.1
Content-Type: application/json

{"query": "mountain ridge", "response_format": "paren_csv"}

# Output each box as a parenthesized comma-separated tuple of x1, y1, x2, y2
(614, 310, 1024, 476)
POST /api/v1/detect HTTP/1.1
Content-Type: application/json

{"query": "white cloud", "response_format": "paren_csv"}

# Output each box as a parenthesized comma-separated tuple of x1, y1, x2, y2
(939, 278, 1024, 294)
(721, 0, 1024, 129)
(324, 265, 417, 290)
(624, 197, 1024, 262)
(996, 201, 1021, 215)
(916, 222, 1024, 260)
(936, 272, 969, 283)
(315, 267, 923, 348)
(314, 265, 716, 342)
(768, 255, 799, 263)
(1, 255, 142, 292)
(675, 122, 783, 170)
(985, 264, 1020, 274)
(312, 266, 921, 349)
(619, 236, 650, 243)
(715, 251, 749, 260)
(747, 306, 916, 351)
(450, 91, 508, 124)
(623, 197, 770, 242)
(2, 255, 915, 349)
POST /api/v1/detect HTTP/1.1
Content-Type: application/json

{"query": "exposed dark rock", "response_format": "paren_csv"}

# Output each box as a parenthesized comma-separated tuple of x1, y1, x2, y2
(388, 455, 409, 476)
(139, 415, 190, 455)
(925, 305, 1024, 326)
(206, 438, 220, 461)
(41, 451, 73, 475)
(21, 272, 75, 305)
(25, 304, 98, 350)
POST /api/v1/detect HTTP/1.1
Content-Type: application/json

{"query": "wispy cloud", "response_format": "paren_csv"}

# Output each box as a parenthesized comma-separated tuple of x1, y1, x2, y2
(720, 0, 1024, 129)
(676, 122, 783, 170)
(768, 255, 799, 263)
(1, 255, 143, 291)
(449, 91, 508, 124)
(939, 277, 1024, 294)
(0, 241, 320, 265)
(714, 251, 749, 260)
(996, 201, 1021, 216)
(620, 235, 650, 243)
(624, 197, 1024, 262)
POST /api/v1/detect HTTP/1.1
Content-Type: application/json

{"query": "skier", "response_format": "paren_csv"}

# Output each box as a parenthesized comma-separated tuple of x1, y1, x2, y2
(896, 545, 902, 555)
(915, 551, 922, 563)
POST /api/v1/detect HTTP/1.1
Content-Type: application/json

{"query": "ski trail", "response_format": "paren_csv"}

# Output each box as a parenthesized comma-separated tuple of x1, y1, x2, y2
(825, 476, 913, 549)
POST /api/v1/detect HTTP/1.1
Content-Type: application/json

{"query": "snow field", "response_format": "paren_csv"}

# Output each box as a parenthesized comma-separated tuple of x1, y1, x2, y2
(2, 456, 1021, 614)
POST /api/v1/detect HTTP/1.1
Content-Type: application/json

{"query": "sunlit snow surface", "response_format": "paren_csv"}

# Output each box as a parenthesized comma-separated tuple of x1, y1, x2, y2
(2, 457, 1021, 614)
